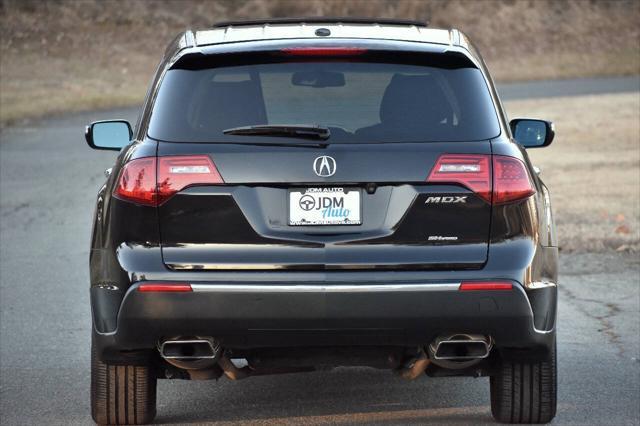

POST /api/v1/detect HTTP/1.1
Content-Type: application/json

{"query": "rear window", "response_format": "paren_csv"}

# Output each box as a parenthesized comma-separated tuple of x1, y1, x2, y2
(148, 59, 500, 143)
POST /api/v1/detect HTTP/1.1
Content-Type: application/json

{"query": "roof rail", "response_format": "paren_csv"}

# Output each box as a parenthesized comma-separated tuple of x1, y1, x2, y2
(212, 17, 428, 28)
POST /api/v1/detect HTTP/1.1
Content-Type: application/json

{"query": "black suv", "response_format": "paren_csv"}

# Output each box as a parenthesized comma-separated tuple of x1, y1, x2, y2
(86, 18, 557, 425)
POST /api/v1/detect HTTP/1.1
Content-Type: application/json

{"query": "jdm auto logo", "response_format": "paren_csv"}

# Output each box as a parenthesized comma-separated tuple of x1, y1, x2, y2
(313, 156, 336, 177)
(299, 195, 316, 211)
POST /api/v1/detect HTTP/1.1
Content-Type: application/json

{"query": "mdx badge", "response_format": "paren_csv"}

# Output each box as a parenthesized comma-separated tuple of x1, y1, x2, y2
(425, 196, 468, 204)
(313, 156, 336, 177)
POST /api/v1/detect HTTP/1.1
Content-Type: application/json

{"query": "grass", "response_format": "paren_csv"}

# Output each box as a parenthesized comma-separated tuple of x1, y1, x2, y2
(1, 0, 639, 125)
(504, 93, 640, 253)
(0, 50, 151, 124)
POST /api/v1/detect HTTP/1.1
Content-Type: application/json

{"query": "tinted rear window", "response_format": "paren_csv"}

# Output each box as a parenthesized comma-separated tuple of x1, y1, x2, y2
(148, 60, 500, 143)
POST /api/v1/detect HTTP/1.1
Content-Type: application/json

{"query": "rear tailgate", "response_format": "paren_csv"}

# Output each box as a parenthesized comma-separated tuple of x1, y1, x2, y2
(158, 141, 492, 271)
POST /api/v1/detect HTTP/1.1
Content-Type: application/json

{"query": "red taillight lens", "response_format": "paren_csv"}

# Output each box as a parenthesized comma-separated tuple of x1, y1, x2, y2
(280, 47, 368, 56)
(492, 155, 536, 205)
(138, 283, 192, 292)
(427, 154, 535, 205)
(157, 155, 223, 205)
(459, 281, 513, 291)
(113, 157, 157, 206)
(113, 155, 224, 206)
(427, 154, 492, 203)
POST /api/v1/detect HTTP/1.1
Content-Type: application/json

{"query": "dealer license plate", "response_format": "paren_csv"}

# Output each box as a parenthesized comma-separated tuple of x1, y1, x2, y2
(289, 187, 361, 226)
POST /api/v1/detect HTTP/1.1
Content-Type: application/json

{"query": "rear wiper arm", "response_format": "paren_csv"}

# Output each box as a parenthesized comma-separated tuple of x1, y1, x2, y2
(223, 124, 331, 140)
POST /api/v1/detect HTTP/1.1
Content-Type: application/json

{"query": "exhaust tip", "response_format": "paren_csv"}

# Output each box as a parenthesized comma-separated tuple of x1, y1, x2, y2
(160, 338, 220, 360)
(428, 333, 492, 363)
(434, 340, 490, 360)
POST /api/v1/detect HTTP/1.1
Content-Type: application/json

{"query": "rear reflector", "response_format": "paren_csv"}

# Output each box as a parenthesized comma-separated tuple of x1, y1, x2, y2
(427, 154, 536, 205)
(280, 47, 368, 56)
(459, 282, 513, 291)
(138, 283, 192, 292)
(157, 155, 223, 205)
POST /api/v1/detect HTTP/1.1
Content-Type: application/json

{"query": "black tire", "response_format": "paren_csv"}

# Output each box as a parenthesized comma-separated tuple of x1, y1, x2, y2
(91, 334, 157, 425)
(490, 340, 557, 424)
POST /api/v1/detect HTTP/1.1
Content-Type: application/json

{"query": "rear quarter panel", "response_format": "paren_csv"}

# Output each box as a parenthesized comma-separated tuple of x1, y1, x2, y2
(490, 136, 558, 331)
(90, 140, 159, 332)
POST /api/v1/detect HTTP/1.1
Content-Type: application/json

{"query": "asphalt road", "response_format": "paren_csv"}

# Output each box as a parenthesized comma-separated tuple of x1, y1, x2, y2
(1, 77, 639, 425)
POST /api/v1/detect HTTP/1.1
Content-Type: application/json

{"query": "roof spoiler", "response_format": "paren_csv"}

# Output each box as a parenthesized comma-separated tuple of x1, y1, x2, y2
(212, 17, 429, 28)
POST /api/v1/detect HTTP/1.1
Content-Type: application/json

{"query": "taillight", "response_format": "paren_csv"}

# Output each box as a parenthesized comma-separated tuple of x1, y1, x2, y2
(427, 154, 492, 203)
(427, 154, 535, 205)
(492, 155, 536, 205)
(113, 155, 224, 206)
(157, 155, 223, 205)
(280, 47, 368, 56)
(138, 283, 192, 292)
(113, 157, 157, 206)
(459, 281, 513, 291)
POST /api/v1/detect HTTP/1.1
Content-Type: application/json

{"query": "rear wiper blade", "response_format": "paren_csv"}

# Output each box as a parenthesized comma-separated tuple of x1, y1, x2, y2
(223, 124, 331, 140)
(223, 141, 329, 149)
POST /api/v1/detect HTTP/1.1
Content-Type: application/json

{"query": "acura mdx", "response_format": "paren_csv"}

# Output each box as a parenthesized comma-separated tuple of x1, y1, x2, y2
(86, 18, 558, 425)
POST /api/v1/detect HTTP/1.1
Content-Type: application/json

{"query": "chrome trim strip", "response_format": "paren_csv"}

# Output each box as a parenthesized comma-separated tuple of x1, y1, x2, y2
(189, 283, 461, 293)
(166, 263, 480, 271)
(170, 263, 288, 270)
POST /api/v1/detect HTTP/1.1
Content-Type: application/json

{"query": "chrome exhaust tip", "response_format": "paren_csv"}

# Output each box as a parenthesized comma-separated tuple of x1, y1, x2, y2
(160, 338, 220, 360)
(159, 337, 222, 371)
(432, 337, 491, 360)
(427, 334, 492, 369)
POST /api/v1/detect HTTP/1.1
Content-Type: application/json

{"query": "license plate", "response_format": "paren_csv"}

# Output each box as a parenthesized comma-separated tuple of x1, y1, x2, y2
(289, 187, 361, 226)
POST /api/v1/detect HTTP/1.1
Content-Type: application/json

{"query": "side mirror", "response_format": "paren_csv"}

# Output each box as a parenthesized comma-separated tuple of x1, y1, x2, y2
(85, 120, 132, 151)
(510, 119, 555, 148)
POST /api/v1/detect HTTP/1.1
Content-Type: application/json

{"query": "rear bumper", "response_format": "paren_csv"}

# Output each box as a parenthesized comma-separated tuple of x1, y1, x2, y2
(94, 280, 555, 357)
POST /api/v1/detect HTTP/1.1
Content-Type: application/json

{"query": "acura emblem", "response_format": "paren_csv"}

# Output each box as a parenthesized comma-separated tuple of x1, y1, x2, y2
(313, 156, 336, 177)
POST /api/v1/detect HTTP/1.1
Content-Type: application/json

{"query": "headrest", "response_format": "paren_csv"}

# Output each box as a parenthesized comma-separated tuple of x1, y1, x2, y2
(379, 74, 452, 126)
(196, 80, 267, 133)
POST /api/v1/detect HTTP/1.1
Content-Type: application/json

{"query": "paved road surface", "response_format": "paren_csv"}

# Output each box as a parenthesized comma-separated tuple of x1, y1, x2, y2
(498, 76, 640, 100)
(1, 77, 639, 425)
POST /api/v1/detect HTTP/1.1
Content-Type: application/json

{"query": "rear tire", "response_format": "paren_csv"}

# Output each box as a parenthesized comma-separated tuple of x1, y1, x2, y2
(490, 340, 557, 424)
(91, 334, 157, 425)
